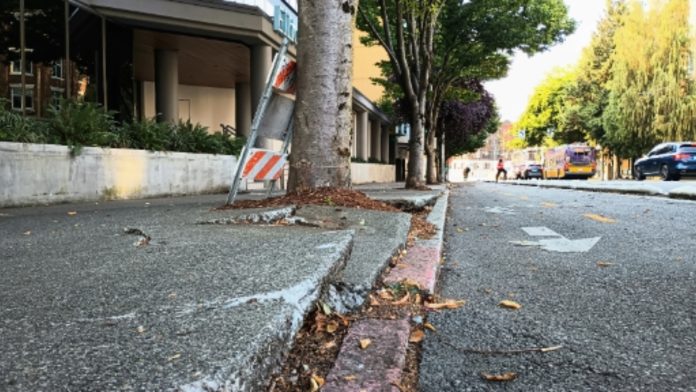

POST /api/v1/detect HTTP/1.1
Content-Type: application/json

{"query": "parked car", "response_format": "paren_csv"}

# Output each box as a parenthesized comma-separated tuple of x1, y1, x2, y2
(634, 142, 696, 181)
(515, 162, 543, 179)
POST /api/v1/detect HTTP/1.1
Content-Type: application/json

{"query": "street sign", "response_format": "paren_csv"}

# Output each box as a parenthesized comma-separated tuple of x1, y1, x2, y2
(518, 130, 526, 139)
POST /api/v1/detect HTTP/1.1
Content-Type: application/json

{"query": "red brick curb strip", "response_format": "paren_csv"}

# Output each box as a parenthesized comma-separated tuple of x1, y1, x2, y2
(323, 319, 411, 392)
(383, 245, 440, 293)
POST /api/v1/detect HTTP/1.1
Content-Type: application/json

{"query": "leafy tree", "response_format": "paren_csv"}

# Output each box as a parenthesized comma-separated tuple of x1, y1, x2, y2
(570, 0, 626, 146)
(604, 0, 696, 158)
(516, 68, 580, 145)
(439, 80, 499, 158)
(358, 0, 574, 186)
(0, 0, 65, 64)
(287, 0, 357, 191)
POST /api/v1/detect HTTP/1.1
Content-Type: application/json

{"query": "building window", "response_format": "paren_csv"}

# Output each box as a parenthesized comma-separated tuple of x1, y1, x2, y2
(9, 59, 33, 75)
(50, 88, 65, 108)
(10, 85, 35, 111)
(52, 60, 64, 80)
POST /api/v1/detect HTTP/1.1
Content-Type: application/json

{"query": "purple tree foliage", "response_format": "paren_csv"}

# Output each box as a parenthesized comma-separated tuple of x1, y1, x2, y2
(440, 80, 498, 158)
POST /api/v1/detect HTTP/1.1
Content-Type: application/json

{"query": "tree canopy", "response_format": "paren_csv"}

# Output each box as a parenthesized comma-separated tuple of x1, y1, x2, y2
(357, 0, 574, 185)
(514, 0, 696, 159)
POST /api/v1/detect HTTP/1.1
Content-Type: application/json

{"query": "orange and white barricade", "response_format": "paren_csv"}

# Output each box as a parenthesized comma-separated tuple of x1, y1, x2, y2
(242, 149, 287, 181)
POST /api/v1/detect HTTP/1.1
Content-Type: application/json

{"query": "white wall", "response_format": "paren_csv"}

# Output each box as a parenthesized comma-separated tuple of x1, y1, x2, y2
(351, 163, 396, 184)
(142, 82, 235, 133)
(0, 142, 237, 207)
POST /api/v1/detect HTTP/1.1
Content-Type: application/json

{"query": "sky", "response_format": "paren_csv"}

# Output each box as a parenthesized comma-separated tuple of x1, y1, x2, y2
(484, 0, 607, 123)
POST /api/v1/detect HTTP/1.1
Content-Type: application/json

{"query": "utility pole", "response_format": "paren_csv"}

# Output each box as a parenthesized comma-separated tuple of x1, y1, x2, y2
(19, 0, 26, 116)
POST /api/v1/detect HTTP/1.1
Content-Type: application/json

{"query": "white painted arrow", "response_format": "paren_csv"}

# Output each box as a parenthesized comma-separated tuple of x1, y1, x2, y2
(510, 226, 600, 253)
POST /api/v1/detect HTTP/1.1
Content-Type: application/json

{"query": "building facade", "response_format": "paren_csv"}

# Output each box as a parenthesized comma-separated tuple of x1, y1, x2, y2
(1, 0, 393, 166)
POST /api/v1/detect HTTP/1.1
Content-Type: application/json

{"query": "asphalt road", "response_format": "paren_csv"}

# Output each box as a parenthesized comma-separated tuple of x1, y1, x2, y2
(420, 182, 696, 391)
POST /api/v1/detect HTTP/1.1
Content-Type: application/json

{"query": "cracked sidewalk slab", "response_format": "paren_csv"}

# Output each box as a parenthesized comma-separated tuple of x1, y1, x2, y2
(292, 205, 412, 313)
(1, 223, 353, 392)
(198, 205, 296, 225)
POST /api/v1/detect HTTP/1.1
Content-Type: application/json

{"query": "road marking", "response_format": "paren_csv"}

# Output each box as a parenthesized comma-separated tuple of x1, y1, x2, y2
(522, 227, 561, 237)
(484, 206, 516, 215)
(511, 226, 600, 253)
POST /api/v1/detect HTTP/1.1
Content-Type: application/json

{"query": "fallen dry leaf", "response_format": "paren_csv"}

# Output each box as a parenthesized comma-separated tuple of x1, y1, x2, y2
(409, 330, 425, 343)
(326, 321, 339, 334)
(499, 300, 522, 310)
(425, 299, 466, 310)
(481, 372, 518, 382)
(540, 345, 563, 352)
(392, 292, 411, 306)
(541, 202, 558, 209)
(343, 375, 357, 382)
(369, 294, 380, 306)
(401, 278, 422, 289)
(456, 227, 464, 233)
(168, 292, 177, 300)
(596, 261, 614, 268)
(359, 338, 371, 349)
(23, 230, 31, 236)
(167, 353, 181, 362)
(67, 211, 77, 216)
(310, 374, 325, 390)
(378, 290, 394, 300)
(135, 325, 146, 334)
(390, 382, 405, 391)
(583, 213, 616, 224)
(414, 293, 422, 304)
(424, 322, 436, 332)
(309, 377, 321, 392)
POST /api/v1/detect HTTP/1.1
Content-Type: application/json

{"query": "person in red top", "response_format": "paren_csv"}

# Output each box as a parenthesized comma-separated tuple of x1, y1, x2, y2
(495, 158, 507, 182)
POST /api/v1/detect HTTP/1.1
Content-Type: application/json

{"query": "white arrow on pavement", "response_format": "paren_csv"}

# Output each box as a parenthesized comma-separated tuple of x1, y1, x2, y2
(510, 226, 600, 253)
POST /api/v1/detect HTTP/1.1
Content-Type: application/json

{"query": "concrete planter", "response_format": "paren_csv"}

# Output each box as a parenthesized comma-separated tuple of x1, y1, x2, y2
(351, 162, 395, 184)
(0, 142, 237, 207)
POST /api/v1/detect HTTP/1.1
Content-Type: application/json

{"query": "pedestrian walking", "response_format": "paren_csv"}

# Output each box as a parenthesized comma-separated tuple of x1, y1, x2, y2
(463, 166, 471, 180)
(495, 158, 507, 182)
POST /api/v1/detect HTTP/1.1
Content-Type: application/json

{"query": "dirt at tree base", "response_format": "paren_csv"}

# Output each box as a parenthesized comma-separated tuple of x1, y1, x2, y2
(219, 187, 399, 212)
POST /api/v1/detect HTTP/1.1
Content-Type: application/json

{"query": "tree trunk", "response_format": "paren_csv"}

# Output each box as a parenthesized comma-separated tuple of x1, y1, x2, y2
(425, 132, 438, 184)
(287, 0, 357, 192)
(405, 116, 426, 189)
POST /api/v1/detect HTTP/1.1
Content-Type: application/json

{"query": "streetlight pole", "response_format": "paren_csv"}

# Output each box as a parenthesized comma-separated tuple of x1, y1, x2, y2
(19, 0, 26, 116)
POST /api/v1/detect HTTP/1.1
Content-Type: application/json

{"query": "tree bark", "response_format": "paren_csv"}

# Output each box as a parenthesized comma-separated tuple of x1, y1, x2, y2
(287, 0, 357, 192)
(405, 116, 426, 188)
(425, 131, 438, 184)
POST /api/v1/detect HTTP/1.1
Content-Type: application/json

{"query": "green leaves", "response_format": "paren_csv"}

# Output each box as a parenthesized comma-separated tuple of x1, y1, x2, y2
(0, 100, 245, 156)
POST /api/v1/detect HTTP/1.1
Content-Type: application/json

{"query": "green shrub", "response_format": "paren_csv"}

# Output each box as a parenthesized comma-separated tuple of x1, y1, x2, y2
(46, 100, 119, 154)
(0, 99, 245, 156)
(0, 100, 48, 143)
(120, 118, 173, 151)
(208, 131, 246, 155)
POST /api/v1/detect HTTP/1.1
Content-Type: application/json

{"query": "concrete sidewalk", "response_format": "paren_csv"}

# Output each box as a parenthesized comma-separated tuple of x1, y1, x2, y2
(0, 185, 442, 391)
(493, 179, 696, 200)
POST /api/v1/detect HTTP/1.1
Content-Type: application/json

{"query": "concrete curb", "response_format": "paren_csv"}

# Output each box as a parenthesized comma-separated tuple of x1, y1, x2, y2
(324, 191, 450, 391)
(323, 319, 411, 392)
(383, 190, 449, 293)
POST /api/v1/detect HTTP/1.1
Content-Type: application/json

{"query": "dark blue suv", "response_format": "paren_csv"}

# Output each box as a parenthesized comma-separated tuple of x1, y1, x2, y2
(634, 142, 696, 181)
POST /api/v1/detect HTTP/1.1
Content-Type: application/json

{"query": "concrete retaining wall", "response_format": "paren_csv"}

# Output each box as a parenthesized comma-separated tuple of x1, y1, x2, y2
(0, 142, 236, 207)
(352, 162, 395, 184)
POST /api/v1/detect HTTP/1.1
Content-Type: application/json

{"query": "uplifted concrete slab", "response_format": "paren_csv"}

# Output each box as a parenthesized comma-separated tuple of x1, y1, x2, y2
(363, 190, 441, 211)
(293, 205, 411, 313)
(198, 205, 296, 225)
(0, 216, 353, 391)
